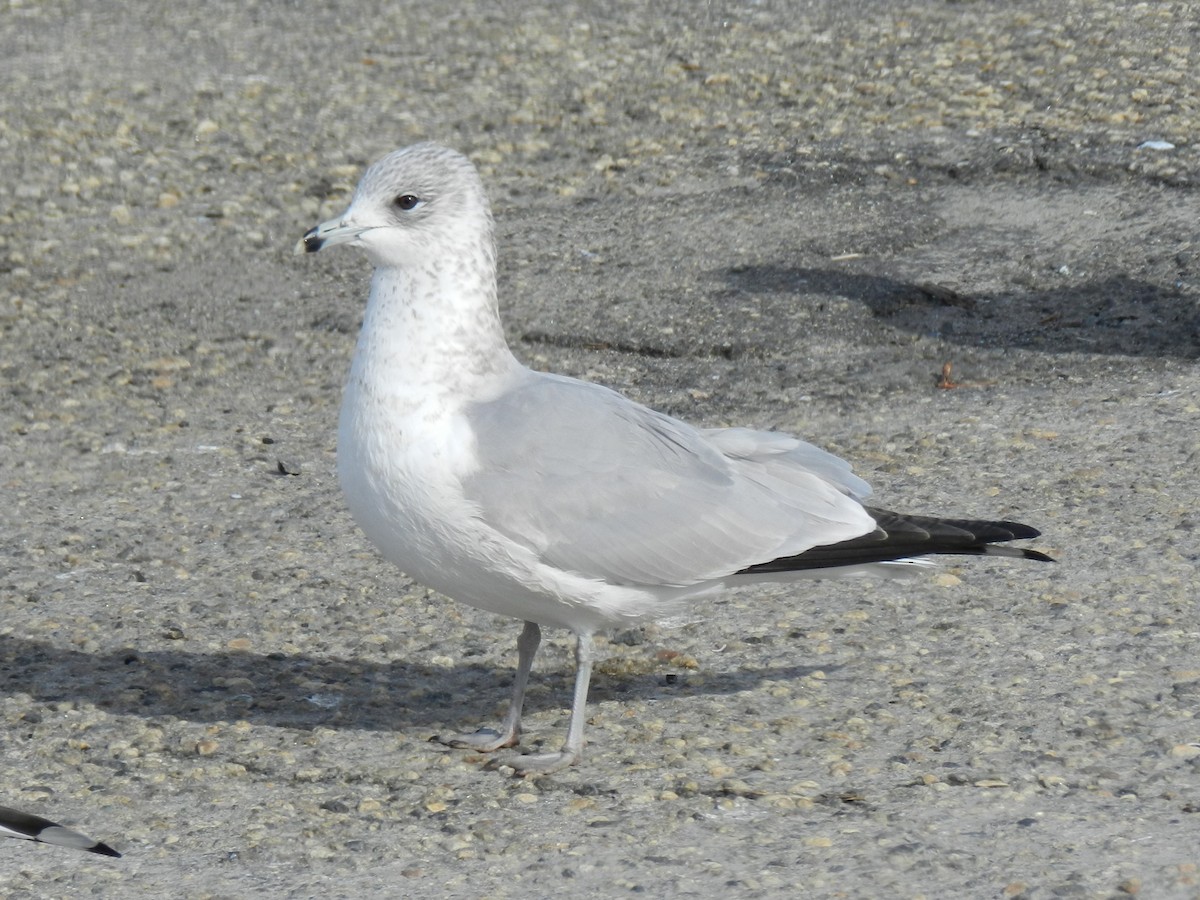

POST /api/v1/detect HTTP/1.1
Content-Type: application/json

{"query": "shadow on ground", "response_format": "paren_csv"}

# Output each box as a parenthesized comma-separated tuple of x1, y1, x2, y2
(0, 635, 832, 735)
(724, 265, 1199, 358)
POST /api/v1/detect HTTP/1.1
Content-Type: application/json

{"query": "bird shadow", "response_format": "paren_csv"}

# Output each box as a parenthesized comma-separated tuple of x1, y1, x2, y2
(0, 635, 835, 736)
(721, 265, 1200, 359)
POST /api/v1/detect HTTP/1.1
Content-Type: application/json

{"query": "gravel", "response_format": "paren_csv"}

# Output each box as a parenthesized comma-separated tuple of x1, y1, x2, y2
(2, 1, 1198, 897)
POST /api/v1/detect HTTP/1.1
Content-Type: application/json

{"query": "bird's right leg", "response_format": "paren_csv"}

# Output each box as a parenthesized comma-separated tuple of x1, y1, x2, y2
(435, 620, 540, 752)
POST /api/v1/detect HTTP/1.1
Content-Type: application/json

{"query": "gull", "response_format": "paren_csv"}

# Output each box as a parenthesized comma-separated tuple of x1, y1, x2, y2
(0, 804, 120, 857)
(299, 143, 1052, 775)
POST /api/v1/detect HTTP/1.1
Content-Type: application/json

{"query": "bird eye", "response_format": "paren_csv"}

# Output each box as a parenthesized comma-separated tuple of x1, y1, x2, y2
(393, 194, 421, 211)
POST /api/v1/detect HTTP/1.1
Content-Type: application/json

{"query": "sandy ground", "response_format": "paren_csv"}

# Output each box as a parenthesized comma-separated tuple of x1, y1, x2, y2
(2, 1, 1199, 897)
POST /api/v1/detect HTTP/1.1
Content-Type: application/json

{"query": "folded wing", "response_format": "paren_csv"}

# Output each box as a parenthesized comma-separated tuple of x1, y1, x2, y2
(463, 373, 876, 587)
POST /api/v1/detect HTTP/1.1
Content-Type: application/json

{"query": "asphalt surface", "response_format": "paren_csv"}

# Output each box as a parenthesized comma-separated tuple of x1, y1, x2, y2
(2, 2, 1198, 897)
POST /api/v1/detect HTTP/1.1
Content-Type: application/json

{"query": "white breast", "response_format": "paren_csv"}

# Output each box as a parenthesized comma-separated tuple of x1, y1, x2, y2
(338, 376, 471, 570)
(337, 379, 673, 632)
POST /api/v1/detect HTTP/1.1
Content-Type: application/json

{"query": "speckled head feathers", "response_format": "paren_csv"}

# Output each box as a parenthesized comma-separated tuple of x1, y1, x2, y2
(299, 143, 494, 269)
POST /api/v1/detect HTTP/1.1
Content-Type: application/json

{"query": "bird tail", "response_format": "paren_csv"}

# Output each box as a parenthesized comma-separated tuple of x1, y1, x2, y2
(737, 507, 1053, 575)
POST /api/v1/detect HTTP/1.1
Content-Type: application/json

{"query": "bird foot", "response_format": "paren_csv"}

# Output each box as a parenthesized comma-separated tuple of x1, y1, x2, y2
(432, 727, 518, 753)
(487, 748, 581, 777)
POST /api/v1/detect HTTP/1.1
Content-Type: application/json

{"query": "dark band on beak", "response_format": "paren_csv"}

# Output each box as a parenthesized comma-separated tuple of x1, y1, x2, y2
(296, 218, 368, 256)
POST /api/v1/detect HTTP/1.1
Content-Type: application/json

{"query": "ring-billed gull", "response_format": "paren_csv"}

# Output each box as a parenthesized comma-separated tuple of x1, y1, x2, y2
(299, 143, 1052, 775)
(0, 805, 120, 856)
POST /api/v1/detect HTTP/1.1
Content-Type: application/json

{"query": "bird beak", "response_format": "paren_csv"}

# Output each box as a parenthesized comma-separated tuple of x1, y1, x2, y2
(294, 216, 369, 255)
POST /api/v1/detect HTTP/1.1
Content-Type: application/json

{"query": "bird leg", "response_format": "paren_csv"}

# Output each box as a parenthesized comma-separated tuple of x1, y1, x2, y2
(436, 620, 540, 752)
(496, 630, 594, 776)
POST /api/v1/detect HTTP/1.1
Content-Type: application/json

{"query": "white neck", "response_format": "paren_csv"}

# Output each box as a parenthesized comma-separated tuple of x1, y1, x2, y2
(347, 251, 521, 411)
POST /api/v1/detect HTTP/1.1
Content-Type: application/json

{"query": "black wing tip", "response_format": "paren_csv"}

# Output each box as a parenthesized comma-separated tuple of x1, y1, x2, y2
(990, 521, 1055, 561)
(301, 228, 323, 253)
(88, 841, 122, 858)
(993, 520, 1041, 541)
(740, 510, 1054, 575)
(0, 805, 123, 857)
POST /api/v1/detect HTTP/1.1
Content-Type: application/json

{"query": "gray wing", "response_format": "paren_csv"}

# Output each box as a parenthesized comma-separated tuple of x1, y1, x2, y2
(462, 372, 875, 587)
